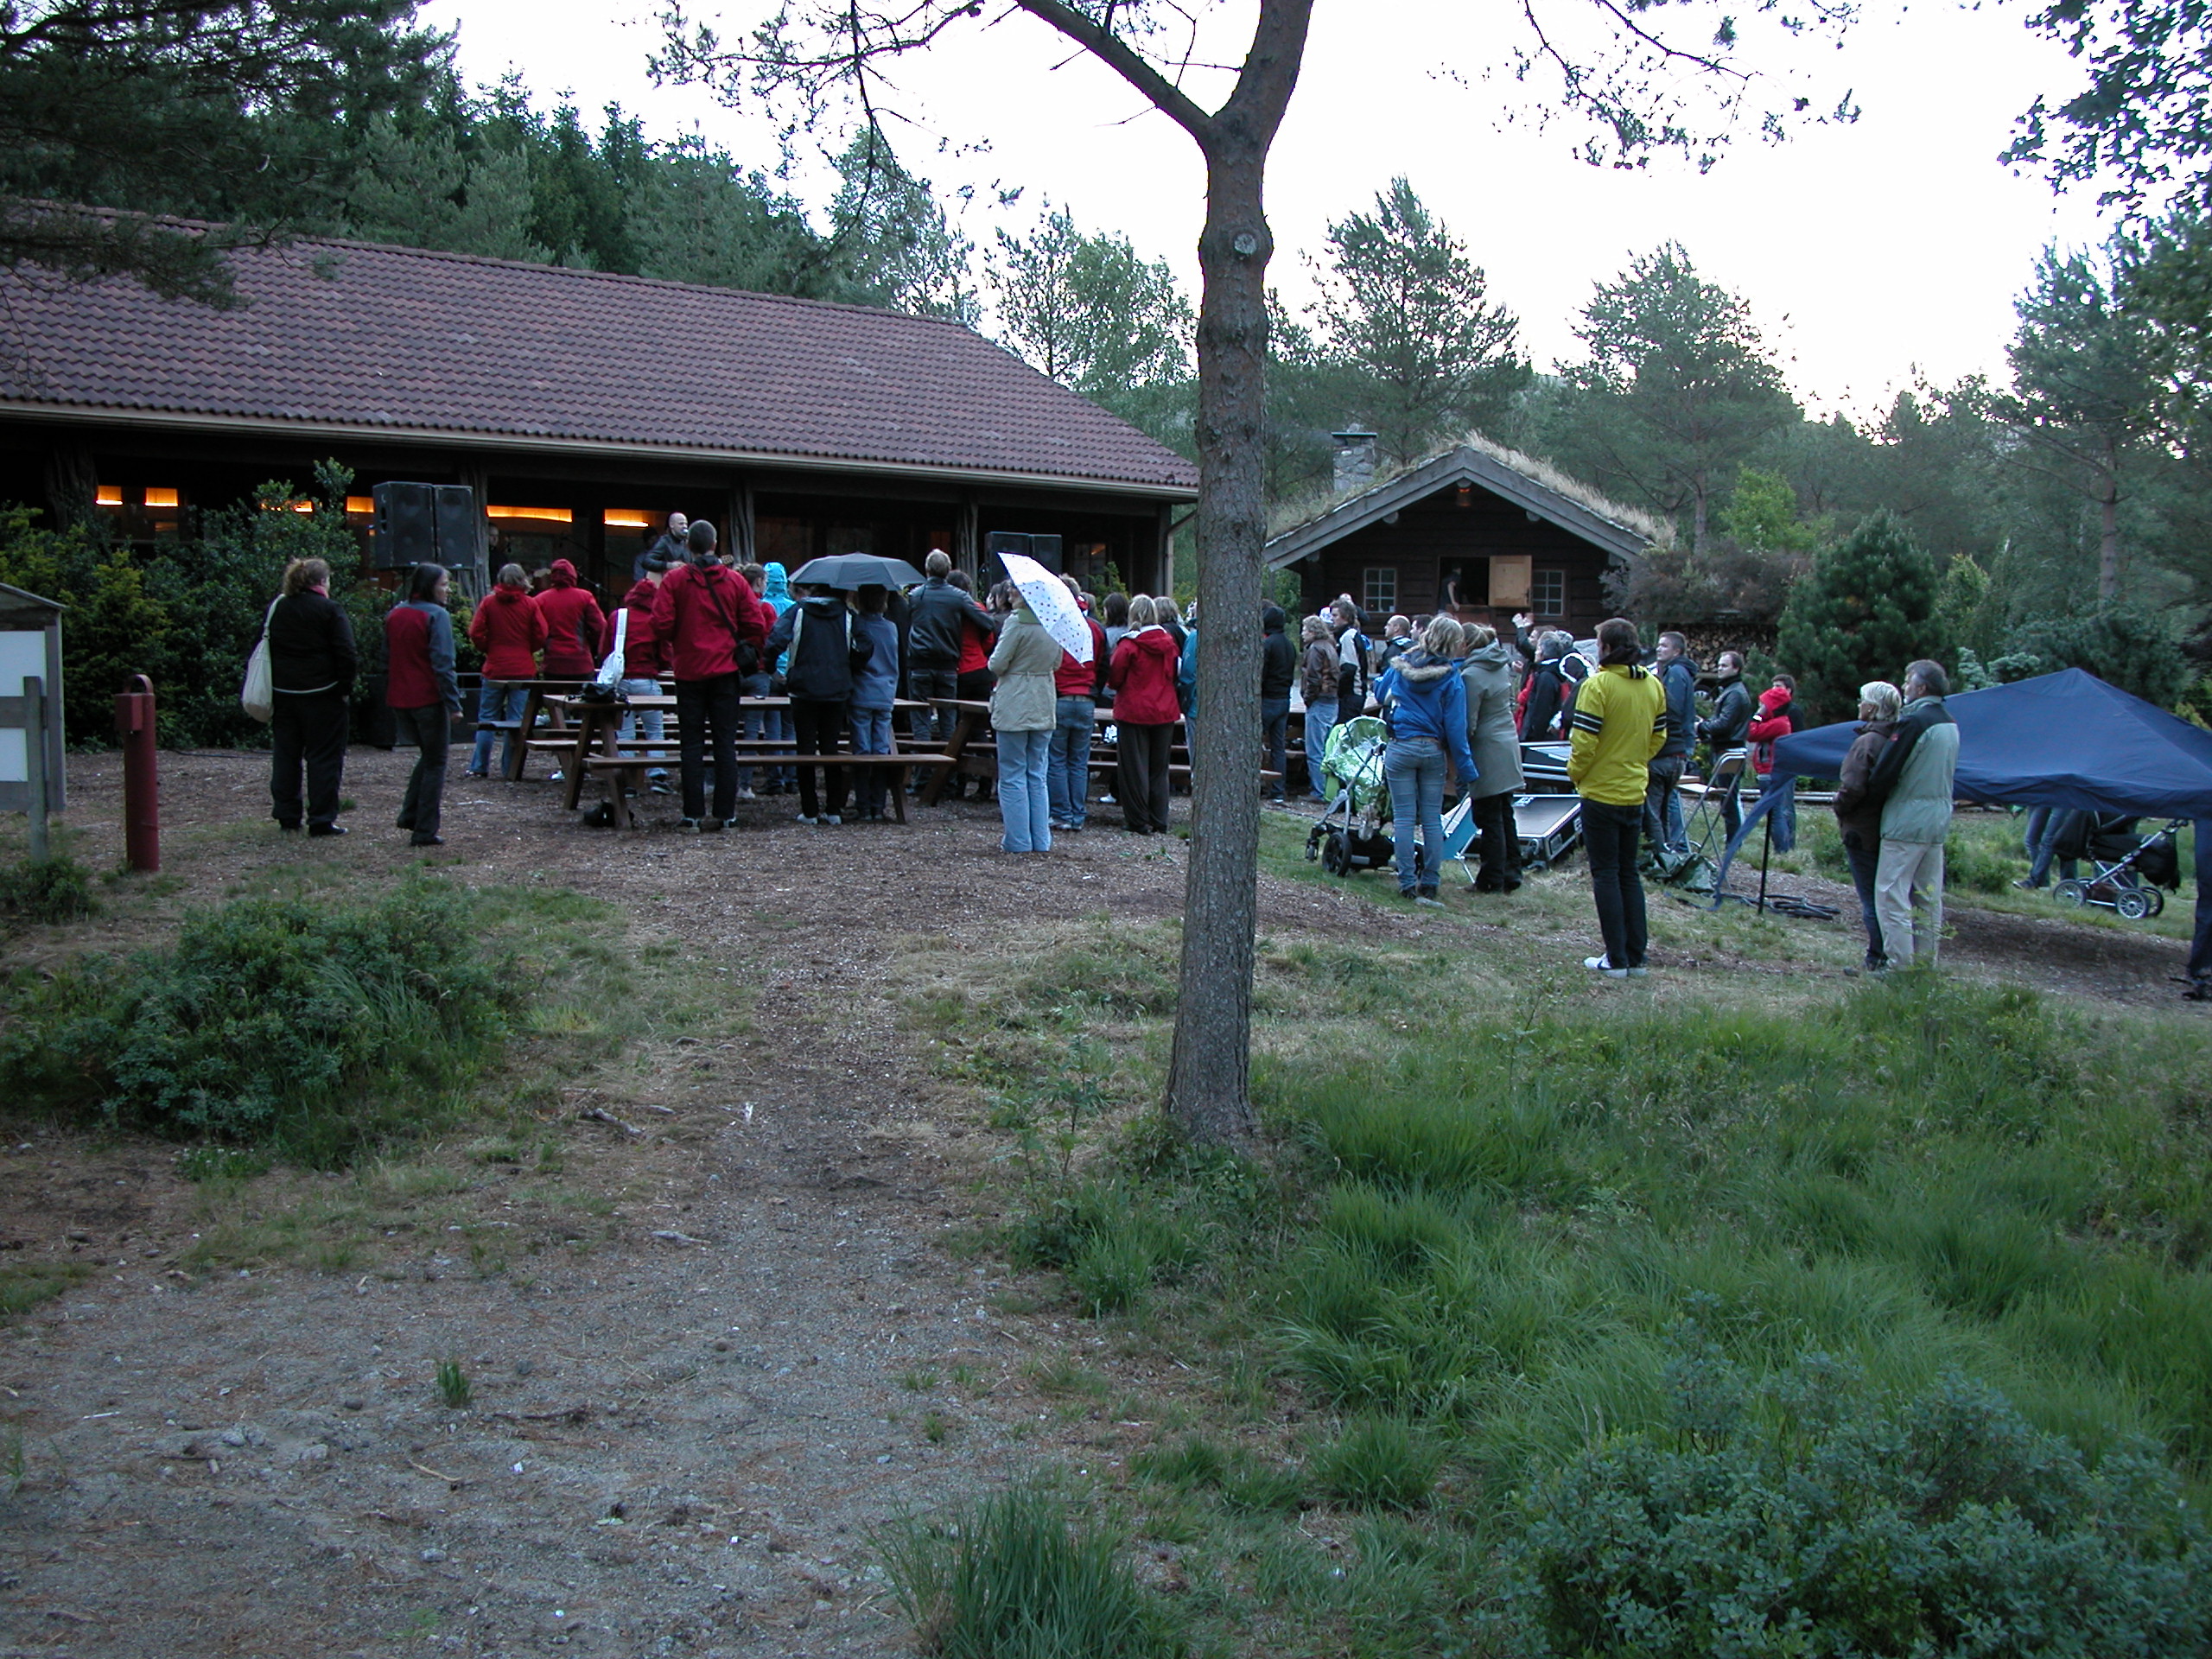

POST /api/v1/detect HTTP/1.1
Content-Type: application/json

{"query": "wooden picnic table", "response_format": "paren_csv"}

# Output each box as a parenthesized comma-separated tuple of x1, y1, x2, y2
(542, 693, 938, 828)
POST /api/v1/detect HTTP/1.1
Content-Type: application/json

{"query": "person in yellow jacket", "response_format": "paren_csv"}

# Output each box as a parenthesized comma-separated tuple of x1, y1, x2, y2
(1566, 618, 1669, 977)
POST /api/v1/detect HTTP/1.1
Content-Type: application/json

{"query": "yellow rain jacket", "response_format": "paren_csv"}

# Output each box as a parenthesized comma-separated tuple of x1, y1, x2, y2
(1566, 662, 1668, 808)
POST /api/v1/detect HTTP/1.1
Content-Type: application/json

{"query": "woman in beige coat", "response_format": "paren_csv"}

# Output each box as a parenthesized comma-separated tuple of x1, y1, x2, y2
(988, 600, 1065, 853)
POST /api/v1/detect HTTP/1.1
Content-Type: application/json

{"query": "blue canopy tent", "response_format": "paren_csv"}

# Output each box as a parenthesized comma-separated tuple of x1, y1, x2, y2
(1704, 669, 2212, 905)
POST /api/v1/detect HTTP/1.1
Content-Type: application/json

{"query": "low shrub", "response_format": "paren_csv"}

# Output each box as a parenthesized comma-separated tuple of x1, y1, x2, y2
(1492, 1332, 2212, 1657)
(1133, 1434, 1304, 1515)
(879, 1482, 1185, 1659)
(1311, 1417, 1444, 1510)
(0, 875, 518, 1161)
(0, 855, 96, 923)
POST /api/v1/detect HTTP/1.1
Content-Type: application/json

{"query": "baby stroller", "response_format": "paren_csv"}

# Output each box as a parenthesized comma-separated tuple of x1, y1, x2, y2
(1304, 715, 1395, 877)
(2053, 814, 2186, 920)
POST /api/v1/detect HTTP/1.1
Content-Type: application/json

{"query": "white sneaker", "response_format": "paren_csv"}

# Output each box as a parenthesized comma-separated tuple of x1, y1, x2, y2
(796, 813, 817, 826)
(821, 814, 842, 827)
(734, 786, 756, 801)
(1583, 955, 1629, 979)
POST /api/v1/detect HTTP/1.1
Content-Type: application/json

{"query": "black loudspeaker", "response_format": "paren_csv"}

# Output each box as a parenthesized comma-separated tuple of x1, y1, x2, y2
(372, 481, 480, 572)
(985, 531, 1064, 576)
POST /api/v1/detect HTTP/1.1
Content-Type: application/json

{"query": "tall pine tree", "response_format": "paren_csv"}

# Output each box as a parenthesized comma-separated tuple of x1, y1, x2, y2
(1775, 509, 1947, 723)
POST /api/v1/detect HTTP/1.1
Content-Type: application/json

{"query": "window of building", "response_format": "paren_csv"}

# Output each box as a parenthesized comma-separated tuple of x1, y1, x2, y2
(1532, 567, 1566, 617)
(1363, 566, 1396, 613)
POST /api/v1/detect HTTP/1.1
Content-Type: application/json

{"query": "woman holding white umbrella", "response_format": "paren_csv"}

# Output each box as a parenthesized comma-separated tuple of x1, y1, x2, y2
(988, 554, 1086, 854)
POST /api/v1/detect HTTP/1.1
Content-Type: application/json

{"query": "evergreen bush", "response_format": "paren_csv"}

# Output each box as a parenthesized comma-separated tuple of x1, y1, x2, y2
(0, 876, 515, 1160)
(1775, 510, 1947, 724)
(0, 855, 97, 923)
(1493, 1332, 2212, 1657)
(1993, 601, 2197, 709)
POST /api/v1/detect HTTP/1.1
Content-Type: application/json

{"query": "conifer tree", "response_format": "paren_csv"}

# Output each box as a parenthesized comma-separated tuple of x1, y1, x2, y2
(1775, 509, 1948, 722)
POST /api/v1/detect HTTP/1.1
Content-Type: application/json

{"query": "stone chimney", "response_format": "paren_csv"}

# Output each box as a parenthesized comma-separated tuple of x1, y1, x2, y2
(1331, 429, 1378, 497)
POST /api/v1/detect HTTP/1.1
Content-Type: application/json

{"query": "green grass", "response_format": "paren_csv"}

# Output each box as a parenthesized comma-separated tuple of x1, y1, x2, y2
(919, 860, 2212, 1657)
(0, 1261, 89, 1319)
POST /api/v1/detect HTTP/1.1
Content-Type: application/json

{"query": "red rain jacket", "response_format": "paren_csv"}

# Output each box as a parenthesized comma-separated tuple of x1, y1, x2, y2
(467, 584, 548, 680)
(650, 562, 769, 681)
(603, 578, 667, 680)
(533, 560, 605, 677)
(1108, 626, 1182, 726)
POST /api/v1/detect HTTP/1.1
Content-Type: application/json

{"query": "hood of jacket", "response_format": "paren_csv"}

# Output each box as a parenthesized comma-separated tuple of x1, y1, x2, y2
(797, 593, 847, 621)
(549, 559, 577, 588)
(761, 563, 792, 606)
(487, 583, 529, 608)
(1388, 650, 1456, 686)
(1126, 625, 1179, 663)
(1463, 639, 1516, 671)
(620, 578, 659, 611)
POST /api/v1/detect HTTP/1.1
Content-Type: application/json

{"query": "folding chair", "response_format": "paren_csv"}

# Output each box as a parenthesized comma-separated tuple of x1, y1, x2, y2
(1681, 749, 1749, 868)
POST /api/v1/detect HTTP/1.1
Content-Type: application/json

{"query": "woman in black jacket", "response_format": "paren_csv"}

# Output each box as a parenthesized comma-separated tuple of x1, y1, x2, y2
(260, 556, 358, 836)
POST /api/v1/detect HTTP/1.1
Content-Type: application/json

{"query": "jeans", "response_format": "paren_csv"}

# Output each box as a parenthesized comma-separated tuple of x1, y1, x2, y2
(1117, 722, 1174, 832)
(270, 690, 347, 829)
(618, 677, 666, 776)
(1717, 768, 1744, 845)
(1049, 696, 1094, 827)
(2024, 809, 2076, 887)
(910, 665, 958, 743)
(1583, 798, 1648, 969)
(1643, 753, 1688, 858)
(1842, 833, 1886, 964)
(675, 673, 741, 822)
(1875, 836, 1946, 967)
(791, 697, 849, 819)
(468, 681, 528, 775)
(1303, 702, 1336, 799)
(1384, 737, 1448, 894)
(1471, 789, 1521, 889)
(1754, 770, 1798, 853)
(392, 702, 450, 841)
(1261, 696, 1290, 799)
(998, 726, 1053, 852)
(850, 705, 893, 815)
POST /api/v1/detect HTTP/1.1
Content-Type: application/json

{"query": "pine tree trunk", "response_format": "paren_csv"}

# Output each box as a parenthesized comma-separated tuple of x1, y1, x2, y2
(1162, 138, 1273, 1147)
(2099, 443, 2121, 601)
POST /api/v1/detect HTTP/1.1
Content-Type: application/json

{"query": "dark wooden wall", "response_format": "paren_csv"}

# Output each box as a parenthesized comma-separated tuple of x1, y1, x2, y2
(1289, 485, 1621, 632)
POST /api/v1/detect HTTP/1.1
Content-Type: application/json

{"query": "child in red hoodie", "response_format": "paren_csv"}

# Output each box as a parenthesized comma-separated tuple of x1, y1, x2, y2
(535, 559, 605, 679)
(1746, 677, 1798, 851)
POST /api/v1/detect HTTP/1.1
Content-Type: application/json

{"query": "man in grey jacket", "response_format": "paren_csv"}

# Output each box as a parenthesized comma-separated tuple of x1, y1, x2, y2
(1866, 658, 1961, 968)
(1644, 631, 1697, 861)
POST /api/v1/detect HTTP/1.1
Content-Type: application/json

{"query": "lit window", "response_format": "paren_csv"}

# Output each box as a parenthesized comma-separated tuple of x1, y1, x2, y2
(1363, 567, 1396, 613)
(1532, 568, 1566, 618)
(95, 485, 123, 507)
(143, 486, 180, 510)
(345, 496, 374, 516)
(603, 509, 652, 530)
(486, 505, 574, 524)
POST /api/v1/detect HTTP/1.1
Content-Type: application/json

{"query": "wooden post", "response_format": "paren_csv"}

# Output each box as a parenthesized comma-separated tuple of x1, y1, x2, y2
(22, 675, 48, 861)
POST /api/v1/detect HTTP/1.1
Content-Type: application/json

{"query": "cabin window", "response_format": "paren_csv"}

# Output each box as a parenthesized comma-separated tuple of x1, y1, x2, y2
(1363, 567, 1396, 613)
(1532, 567, 1566, 618)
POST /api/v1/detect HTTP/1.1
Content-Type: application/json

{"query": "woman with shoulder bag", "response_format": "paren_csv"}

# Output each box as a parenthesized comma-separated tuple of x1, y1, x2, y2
(259, 556, 358, 836)
(987, 594, 1064, 854)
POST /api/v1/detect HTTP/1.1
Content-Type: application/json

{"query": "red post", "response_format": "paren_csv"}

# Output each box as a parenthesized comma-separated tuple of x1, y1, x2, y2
(114, 673, 159, 872)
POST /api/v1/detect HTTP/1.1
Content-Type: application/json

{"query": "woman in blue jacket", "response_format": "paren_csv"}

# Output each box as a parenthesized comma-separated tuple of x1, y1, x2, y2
(1374, 614, 1479, 906)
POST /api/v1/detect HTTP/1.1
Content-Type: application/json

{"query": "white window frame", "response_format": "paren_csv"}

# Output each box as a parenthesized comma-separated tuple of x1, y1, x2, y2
(1363, 566, 1396, 613)
(1532, 567, 1567, 618)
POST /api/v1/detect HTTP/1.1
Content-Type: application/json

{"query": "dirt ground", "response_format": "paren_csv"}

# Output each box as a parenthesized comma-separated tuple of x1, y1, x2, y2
(2, 746, 2203, 1658)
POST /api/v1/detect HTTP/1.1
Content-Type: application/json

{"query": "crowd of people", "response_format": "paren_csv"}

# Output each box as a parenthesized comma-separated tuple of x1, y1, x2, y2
(247, 544, 2209, 1001)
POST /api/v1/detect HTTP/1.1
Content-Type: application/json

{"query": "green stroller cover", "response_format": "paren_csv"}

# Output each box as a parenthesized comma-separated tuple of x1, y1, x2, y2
(1323, 716, 1392, 817)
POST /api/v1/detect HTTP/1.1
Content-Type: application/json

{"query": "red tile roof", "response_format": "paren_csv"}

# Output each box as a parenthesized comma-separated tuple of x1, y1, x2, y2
(0, 234, 1198, 496)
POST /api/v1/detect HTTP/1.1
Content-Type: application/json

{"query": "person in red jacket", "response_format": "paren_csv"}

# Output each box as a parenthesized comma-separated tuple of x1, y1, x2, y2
(606, 557, 672, 791)
(465, 562, 549, 778)
(385, 563, 462, 847)
(649, 522, 769, 830)
(1746, 677, 1799, 851)
(1049, 580, 1109, 833)
(535, 558, 605, 679)
(1109, 594, 1182, 835)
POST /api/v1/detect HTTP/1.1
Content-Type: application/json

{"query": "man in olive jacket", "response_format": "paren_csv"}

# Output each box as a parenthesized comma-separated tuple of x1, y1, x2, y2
(1866, 658, 1961, 968)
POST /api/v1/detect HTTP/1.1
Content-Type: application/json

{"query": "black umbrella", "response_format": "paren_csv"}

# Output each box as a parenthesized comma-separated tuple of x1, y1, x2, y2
(788, 554, 928, 590)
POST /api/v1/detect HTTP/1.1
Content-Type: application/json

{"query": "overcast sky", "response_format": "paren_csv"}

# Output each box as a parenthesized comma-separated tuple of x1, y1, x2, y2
(418, 0, 2118, 421)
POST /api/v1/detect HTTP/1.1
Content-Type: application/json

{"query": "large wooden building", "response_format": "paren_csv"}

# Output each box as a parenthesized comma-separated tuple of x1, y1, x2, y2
(0, 232, 1196, 594)
(1266, 436, 1659, 635)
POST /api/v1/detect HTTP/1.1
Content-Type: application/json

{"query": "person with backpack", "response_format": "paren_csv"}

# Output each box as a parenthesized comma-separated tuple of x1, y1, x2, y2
(1374, 613, 1480, 906)
(533, 559, 605, 680)
(385, 562, 461, 848)
(601, 555, 671, 791)
(650, 522, 768, 832)
(1521, 631, 1576, 740)
(766, 582, 874, 826)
